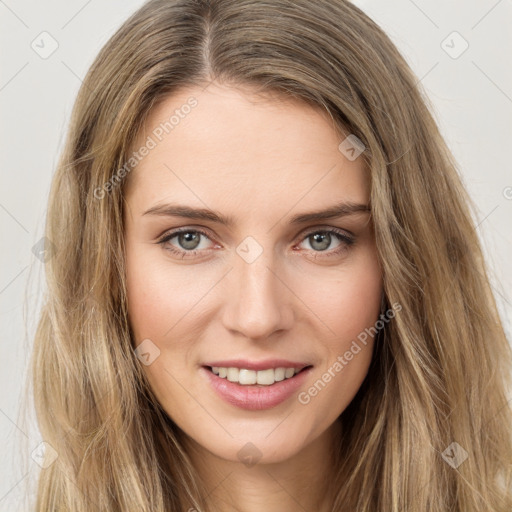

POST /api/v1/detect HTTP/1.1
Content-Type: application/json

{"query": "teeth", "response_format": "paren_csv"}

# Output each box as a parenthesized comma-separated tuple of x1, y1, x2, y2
(210, 366, 302, 386)
(256, 369, 274, 385)
(239, 369, 257, 385)
(274, 367, 285, 381)
(227, 367, 239, 382)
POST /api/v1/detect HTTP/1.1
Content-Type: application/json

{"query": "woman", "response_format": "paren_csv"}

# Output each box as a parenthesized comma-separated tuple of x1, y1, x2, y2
(31, 0, 512, 510)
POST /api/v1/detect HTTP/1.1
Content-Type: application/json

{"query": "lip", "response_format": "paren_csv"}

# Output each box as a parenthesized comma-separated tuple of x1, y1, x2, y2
(201, 364, 313, 411)
(202, 359, 310, 371)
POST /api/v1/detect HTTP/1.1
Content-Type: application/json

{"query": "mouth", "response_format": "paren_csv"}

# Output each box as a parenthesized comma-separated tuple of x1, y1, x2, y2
(201, 361, 314, 410)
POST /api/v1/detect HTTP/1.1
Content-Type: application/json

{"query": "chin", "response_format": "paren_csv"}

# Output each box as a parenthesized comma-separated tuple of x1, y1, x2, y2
(184, 417, 322, 468)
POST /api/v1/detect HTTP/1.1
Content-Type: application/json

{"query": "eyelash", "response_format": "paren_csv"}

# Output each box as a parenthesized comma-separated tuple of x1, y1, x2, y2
(156, 227, 355, 260)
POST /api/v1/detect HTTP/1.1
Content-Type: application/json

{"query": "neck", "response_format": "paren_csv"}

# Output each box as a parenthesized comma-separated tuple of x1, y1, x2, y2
(182, 419, 342, 512)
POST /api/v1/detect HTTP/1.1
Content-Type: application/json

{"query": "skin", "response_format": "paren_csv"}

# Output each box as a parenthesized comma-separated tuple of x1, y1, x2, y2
(124, 82, 383, 512)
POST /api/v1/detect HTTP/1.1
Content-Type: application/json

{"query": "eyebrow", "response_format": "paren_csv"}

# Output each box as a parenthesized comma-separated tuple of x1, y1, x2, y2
(142, 201, 370, 226)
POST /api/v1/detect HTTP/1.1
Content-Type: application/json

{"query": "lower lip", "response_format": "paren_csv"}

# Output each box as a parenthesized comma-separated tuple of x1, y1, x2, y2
(202, 366, 312, 410)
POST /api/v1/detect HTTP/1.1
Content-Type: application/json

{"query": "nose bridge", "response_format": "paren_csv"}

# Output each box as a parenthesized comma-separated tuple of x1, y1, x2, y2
(221, 236, 293, 339)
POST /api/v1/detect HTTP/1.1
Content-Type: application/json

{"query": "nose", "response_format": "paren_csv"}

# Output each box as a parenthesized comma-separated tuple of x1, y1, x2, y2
(220, 246, 294, 341)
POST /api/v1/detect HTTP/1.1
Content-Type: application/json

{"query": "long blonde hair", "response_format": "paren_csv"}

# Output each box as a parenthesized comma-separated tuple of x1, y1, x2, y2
(30, 0, 512, 510)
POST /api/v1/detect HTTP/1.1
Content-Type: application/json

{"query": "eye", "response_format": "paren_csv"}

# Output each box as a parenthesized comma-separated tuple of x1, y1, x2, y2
(156, 227, 355, 260)
(156, 228, 215, 259)
(295, 228, 355, 259)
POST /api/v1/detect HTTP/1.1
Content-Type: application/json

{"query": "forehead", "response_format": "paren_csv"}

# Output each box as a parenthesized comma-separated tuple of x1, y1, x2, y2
(124, 83, 369, 217)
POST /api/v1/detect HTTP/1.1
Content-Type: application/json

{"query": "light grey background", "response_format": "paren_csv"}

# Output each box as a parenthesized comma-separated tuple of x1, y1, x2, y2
(1, 0, 511, 509)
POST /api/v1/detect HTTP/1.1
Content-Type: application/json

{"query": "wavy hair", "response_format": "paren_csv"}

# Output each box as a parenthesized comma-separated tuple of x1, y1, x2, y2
(30, 0, 512, 510)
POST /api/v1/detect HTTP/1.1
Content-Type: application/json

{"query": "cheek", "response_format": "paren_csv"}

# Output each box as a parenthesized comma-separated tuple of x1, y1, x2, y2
(295, 249, 382, 413)
(125, 246, 210, 344)
(125, 248, 204, 415)
(125, 243, 217, 407)
(330, 266, 382, 342)
(303, 247, 383, 345)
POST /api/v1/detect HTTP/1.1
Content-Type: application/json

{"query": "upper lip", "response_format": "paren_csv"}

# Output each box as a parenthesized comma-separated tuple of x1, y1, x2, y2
(203, 359, 312, 371)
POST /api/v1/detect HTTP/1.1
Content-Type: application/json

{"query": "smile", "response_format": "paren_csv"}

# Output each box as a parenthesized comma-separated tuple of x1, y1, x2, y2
(209, 366, 302, 386)
(201, 361, 313, 410)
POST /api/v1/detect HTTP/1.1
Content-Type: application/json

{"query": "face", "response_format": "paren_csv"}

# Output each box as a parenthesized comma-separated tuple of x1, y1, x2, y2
(124, 82, 383, 466)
